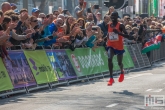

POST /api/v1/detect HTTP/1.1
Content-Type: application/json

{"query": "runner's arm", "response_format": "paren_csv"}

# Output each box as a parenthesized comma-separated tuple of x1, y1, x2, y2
(114, 24, 129, 39)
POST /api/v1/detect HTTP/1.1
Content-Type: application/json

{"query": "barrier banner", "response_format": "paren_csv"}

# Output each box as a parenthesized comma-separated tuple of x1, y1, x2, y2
(150, 0, 158, 16)
(0, 58, 13, 92)
(4, 51, 36, 88)
(24, 50, 57, 84)
(66, 47, 134, 76)
(110, 46, 134, 70)
(123, 46, 135, 68)
(66, 47, 109, 76)
(46, 50, 77, 80)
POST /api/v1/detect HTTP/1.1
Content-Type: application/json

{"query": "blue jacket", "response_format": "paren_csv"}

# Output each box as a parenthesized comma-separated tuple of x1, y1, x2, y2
(98, 22, 108, 38)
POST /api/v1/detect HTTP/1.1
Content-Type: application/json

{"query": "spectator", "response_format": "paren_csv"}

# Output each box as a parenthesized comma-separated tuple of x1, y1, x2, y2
(96, 12, 102, 25)
(146, 18, 152, 29)
(65, 16, 74, 36)
(53, 10, 59, 18)
(86, 13, 94, 23)
(53, 14, 65, 24)
(77, 18, 86, 36)
(38, 13, 46, 19)
(74, 0, 86, 19)
(1, 2, 11, 13)
(85, 22, 102, 51)
(124, 25, 136, 44)
(123, 16, 131, 26)
(98, 15, 110, 38)
(105, 6, 114, 16)
(10, 3, 17, 10)
(32, 8, 40, 18)
(69, 22, 86, 51)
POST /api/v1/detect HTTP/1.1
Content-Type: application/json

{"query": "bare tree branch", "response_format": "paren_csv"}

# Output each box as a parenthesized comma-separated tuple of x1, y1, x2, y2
(7, 0, 19, 3)
(32, 0, 36, 7)
(39, 0, 48, 12)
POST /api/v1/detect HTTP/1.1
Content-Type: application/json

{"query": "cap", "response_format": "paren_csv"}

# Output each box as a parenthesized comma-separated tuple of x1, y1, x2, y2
(10, 3, 17, 8)
(32, 8, 40, 13)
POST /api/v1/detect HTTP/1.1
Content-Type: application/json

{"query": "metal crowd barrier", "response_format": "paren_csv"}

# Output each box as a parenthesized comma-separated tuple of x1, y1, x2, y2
(1, 42, 164, 98)
(149, 42, 165, 64)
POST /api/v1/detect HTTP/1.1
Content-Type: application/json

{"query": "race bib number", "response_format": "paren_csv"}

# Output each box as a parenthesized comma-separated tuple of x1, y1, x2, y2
(108, 32, 119, 41)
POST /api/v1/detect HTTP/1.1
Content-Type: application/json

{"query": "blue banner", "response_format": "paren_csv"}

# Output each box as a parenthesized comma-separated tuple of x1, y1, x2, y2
(46, 50, 77, 80)
(5, 51, 36, 88)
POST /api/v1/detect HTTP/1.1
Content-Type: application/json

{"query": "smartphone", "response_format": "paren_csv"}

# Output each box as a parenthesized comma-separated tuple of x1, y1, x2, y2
(63, 9, 68, 14)
(87, 8, 92, 13)
(92, 26, 97, 31)
(94, 5, 99, 9)
(83, 1, 87, 8)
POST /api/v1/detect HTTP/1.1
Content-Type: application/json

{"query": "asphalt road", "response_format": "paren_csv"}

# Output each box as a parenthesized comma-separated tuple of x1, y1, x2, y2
(0, 61, 165, 110)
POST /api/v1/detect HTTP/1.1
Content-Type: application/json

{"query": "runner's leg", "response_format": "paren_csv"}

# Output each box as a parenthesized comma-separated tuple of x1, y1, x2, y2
(108, 48, 114, 78)
(117, 54, 123, 73)
(117, 54, 124, 82)
(107, 48, 115, 86)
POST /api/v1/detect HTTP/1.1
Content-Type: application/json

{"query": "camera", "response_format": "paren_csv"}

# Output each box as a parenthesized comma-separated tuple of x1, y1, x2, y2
(94, 5, 99, 9)
(63, 9, 68, 14)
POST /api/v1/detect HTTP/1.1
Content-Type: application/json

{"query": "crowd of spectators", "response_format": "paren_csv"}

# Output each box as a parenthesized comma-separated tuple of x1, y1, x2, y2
(0, 0, 165, 64)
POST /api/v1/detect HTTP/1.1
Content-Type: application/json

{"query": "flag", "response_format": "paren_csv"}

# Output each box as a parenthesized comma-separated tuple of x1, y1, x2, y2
(141, 34, 162, 53)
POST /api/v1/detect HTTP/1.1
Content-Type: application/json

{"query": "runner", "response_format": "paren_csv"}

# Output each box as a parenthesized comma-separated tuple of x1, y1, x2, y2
(107, 12, 129, 86)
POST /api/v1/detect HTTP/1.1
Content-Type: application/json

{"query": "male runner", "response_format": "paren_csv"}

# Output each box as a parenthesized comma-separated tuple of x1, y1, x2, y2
(107, 12, 129, 86)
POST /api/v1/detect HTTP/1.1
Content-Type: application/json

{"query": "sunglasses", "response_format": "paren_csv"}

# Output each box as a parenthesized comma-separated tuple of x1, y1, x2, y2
(32, 20, 38, 22)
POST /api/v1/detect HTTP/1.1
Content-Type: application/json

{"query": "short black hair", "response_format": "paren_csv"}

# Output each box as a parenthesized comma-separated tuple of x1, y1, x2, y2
(111, 11, 119, 16)
(0, 10, 3, 17)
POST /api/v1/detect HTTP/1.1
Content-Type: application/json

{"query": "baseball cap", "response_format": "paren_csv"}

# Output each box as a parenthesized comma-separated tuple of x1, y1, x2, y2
(10, 3, 17, 8)
(32, 8, 40, 13)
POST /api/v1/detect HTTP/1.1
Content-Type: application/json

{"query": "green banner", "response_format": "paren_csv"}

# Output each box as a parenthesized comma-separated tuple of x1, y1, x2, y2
(112, 46, 134, 70)
(24, 50, 57, 84)
(66, 47, 134, 77)
(66, 47, 109, 76)
(153, 0, 158, 16)
(150, 0, 158, 16)
(0, 58, 13, 92)
(148, 0, 151, 16)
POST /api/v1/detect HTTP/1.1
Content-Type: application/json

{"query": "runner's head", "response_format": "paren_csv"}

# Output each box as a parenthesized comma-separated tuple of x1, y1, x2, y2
(111, 11, 118, 22)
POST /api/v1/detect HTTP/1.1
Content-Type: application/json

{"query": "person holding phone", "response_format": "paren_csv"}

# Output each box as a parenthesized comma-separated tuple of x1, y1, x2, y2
(74, 0, 87, 19)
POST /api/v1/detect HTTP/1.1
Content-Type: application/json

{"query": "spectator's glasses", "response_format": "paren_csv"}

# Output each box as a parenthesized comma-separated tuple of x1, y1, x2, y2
(32, 20, 38, 22)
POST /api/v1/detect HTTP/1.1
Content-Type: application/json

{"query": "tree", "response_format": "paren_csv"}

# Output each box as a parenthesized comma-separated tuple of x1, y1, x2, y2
(38, 0, 48, 12)
(7, 0, 49, 13)
(7, 0, 19, 3)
